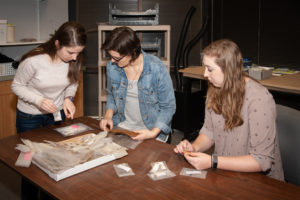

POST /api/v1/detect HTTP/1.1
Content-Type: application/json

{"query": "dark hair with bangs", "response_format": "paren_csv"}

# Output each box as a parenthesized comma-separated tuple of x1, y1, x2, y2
(101, 26, 141, 62)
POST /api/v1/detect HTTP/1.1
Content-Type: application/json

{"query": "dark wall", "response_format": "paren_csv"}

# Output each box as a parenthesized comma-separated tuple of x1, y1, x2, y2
(71, 0, 205, 68)
(212, 0, 300, 68)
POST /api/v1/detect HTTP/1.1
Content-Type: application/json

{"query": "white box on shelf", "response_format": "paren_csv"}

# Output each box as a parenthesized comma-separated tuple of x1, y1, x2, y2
(0, 20, 7, 43)
(249, 67, 273, 80)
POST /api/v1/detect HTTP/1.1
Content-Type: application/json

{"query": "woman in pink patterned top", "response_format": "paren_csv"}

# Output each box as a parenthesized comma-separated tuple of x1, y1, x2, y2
(174, 39, 284, 181)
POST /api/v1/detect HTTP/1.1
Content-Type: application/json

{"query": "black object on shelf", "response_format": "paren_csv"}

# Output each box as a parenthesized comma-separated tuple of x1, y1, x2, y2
(172, 8, 209, 140)
(0, 53, 14, 63)
(0, 53, 19, 69)
(182, 16, 209, 68)
(174, 6, 196, 91)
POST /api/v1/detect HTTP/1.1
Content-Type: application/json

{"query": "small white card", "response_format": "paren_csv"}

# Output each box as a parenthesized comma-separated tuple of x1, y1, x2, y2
(54, 123, 93, 137)
(53, 111, 62, 121)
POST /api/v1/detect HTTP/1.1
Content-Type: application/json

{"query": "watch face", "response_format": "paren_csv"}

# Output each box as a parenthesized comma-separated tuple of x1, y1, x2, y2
(212, 154, 218, 169)
(67, 96, 74, 102)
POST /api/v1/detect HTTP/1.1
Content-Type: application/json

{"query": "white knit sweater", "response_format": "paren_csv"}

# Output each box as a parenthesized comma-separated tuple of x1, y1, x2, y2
(11, 54, 78, 114)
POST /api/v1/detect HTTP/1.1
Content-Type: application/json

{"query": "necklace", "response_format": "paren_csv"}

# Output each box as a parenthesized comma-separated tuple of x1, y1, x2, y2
(127, 58, 143, 89)
(128, 68, 139, 89)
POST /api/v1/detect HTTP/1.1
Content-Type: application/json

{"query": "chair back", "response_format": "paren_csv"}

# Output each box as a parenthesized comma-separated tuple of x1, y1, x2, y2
(276, 104, 300, 186)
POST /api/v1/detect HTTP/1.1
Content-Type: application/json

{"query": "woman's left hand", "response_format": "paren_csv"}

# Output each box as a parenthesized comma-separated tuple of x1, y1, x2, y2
(63, 98, 76, 119)
(184, 152, 211, 170)
(132, 129, 158, 141)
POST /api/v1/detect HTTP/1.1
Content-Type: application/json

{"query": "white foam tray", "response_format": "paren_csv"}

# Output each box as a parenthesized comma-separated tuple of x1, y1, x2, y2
(33, 154, 116, 181)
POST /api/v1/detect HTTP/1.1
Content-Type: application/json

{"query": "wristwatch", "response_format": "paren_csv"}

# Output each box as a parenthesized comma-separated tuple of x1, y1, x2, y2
(65, 96, 74, 102)
(211, 154, 218, 170)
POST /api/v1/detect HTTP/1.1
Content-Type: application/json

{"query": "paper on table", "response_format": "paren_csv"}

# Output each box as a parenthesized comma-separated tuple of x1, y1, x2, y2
(54, 123, 93, 137)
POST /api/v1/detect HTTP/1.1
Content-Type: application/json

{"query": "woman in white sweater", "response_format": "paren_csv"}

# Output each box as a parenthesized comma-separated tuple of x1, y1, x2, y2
(11, 21, 87, 133)
(11, 21, 87, 200)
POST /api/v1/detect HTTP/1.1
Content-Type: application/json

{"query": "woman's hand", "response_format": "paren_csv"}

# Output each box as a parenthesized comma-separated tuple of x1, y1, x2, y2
(99, 109, 114, 131)
(184, 152, 211, 170)
(174, 139, 195, 154)
(132, 129, 158, 141)
(99, 118, 113, 131)
(40, 98, 57, 113)
(63, 98, 76, 119)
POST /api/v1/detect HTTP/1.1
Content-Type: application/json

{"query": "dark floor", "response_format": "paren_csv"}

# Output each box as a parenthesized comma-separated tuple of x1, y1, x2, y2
(0, 162, 21, 200)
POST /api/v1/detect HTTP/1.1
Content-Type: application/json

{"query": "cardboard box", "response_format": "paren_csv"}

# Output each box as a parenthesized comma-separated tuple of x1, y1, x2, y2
(248, 67, 273, 80)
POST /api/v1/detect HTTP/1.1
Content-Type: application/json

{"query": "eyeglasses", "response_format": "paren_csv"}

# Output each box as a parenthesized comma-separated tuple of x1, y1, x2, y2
(109, 54, 126, 63)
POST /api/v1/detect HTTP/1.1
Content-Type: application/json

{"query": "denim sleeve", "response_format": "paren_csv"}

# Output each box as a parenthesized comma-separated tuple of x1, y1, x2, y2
(105, 63, 117, 112)
(153, 64, 176, 133)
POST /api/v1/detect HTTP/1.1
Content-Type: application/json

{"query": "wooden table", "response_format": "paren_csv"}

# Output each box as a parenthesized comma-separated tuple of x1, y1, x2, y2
(0, 117, 299, 199)
(179, 66, 300, 94)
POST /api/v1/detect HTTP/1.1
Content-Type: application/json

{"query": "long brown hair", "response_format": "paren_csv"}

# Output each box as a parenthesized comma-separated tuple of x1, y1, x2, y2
(20, 21, 87, 83)
(102, 26, 141, 62)
(202, 39, 246, 130)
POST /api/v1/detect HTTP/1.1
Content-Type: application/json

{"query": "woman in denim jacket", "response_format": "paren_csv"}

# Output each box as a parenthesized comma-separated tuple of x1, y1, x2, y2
(99, 26, 176, 142)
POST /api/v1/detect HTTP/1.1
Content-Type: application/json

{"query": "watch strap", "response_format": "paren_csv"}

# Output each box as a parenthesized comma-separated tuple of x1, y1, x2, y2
(211, 154, 218, 170)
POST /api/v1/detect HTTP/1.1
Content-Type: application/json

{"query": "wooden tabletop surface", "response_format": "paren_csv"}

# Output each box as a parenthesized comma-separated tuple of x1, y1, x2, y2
(179, 66, 300, 94)
(0, 117, 299, 199)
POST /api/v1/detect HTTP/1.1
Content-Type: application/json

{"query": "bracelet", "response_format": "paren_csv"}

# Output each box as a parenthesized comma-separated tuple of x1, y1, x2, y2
(211, 154, 218, 170)
(65, 96, 74, 102)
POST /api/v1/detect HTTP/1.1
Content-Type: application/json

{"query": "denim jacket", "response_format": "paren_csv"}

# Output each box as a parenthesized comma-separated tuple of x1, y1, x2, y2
(106, 51, 176, 134)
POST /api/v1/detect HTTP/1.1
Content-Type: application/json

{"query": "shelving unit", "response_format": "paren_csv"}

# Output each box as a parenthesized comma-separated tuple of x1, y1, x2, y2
(98, 24, 171, 117)
(0, 41, 45, 46)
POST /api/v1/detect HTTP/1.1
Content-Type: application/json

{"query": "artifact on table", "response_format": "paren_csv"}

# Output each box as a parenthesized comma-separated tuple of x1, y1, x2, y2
(15, 131, 128, 181)
(109, 128, 139, 137)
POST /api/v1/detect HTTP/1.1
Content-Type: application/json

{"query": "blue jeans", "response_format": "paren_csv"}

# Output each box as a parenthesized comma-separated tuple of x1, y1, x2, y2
(16, 109, 66, 134)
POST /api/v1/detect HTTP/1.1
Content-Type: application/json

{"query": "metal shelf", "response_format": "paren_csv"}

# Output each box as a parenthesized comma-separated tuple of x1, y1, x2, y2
(0, 41, 45, 46)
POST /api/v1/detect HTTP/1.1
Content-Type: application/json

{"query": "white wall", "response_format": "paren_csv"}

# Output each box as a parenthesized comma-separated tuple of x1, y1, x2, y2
(0, 0, 68, 59)
(39, 0, 68, 41)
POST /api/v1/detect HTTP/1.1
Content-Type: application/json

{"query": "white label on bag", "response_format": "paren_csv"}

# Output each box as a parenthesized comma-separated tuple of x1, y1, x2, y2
(118, 164, 131, 172)
(53, 111, 62, 121)
(186, 170, 202, 175)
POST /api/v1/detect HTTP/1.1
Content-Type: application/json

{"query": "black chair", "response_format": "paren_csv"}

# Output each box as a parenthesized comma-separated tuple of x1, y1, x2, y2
(276, 104, 300, 186)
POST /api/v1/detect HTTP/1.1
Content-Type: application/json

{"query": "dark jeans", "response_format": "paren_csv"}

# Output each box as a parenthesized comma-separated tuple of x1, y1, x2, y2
(16, 109, 66, 133)
(17, 109, 65, 200)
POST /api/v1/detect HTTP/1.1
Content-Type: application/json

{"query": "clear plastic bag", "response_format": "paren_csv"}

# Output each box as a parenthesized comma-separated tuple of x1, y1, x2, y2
(15, 152, 34, 168)
(113, 163, 135, 177)
(108, 133, 142, 149)
(180, 167, 207, 179)
(147, 161, 176, 181)
(54, 123, 93, 137)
